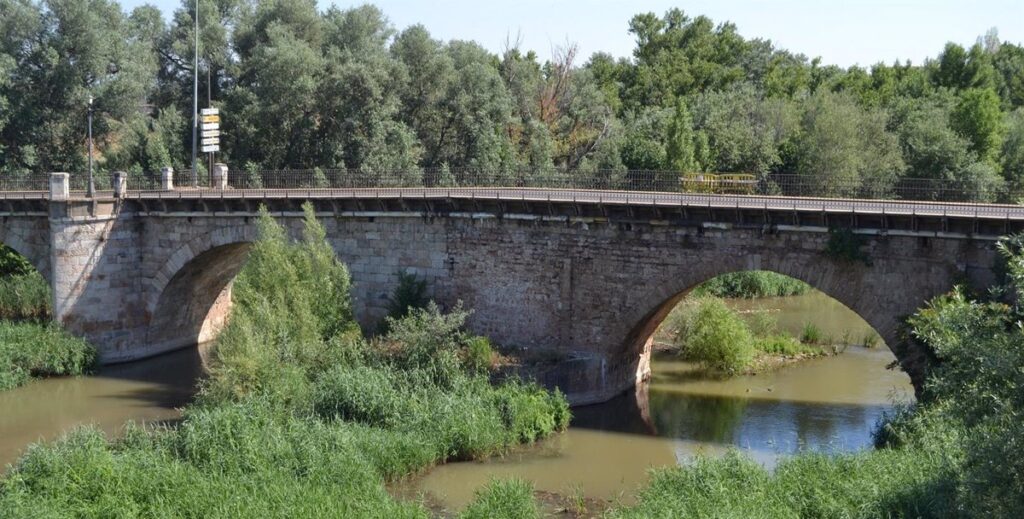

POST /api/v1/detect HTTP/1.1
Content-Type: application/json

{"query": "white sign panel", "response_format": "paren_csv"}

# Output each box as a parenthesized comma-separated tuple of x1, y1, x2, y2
(201, 130, 220, 138)
(201, 137, 220, 146)
(200, 108, 219, 115)
(200, 122, 219, 131)
(201, 145, 220, 153)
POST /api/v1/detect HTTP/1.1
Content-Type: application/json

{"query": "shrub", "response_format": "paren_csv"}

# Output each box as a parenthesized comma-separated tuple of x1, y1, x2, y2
(825, 227, 871, 265)
(0, 272, 51, 320)
(755, 334, 816, 356)
(675, 297, 756, 373)
(383, 270, 430, 329)
(0, 321, 96, 391)
(464, 336, 493, 373)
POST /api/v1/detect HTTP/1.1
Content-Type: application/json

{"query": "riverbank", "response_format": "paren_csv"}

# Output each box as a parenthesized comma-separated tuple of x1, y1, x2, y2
(0, 320, 96, 392)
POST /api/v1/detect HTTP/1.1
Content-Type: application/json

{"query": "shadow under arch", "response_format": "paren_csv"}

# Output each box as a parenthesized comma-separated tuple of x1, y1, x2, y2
(619, 266, 933, 397)
(144, 242, 253, 359)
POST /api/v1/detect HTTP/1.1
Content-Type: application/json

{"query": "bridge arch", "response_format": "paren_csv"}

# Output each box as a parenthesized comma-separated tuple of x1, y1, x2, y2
(616, 261, 938, 400)
(144, 226, 257, 357)
(0, 220, 51, 283)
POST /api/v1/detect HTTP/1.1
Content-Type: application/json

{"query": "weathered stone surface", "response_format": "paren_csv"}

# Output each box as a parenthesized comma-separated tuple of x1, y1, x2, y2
(24, 201, 1003, 403)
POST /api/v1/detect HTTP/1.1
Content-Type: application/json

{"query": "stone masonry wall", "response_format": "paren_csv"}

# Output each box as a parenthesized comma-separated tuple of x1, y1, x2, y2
(43, 208, 998, 403)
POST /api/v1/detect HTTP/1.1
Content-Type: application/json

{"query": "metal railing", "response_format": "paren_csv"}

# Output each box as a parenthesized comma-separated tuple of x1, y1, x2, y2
(3, 169, 1023, 206)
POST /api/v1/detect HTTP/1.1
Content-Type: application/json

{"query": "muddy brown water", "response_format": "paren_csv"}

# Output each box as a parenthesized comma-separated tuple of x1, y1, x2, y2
(0, 347, 204, 470)
(0, 292, 913, 513)
(396, 292, 914, 510)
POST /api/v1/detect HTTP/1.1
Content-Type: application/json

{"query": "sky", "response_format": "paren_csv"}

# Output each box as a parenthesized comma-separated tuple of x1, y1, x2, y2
(122, 0, 1024, 68)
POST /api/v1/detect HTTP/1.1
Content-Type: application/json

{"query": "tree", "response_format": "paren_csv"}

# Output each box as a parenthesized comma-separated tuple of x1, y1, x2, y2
(665, 99, 699, 172)
(792, 91, 904, 196)
(893, 97, 973, 181)
(691, 84, 797, 175)
(0, 0, 157, 175)
(1001, 109, 1024, 187)
(952, 88, 1005, 165)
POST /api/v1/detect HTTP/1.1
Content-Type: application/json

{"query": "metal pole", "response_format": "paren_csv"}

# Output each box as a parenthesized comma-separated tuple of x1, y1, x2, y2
(208, 64, 213, 187)
(87, 95, 95, 198)
(190, 0, 199, 188)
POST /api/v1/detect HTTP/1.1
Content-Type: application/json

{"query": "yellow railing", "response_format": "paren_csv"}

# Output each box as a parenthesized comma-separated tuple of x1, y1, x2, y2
(680, 173, 757, 194)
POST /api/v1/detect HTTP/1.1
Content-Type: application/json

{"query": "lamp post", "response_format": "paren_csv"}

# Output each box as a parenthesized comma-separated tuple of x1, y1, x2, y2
(87, 95, 95, 198)
(190, 0, 199, 188)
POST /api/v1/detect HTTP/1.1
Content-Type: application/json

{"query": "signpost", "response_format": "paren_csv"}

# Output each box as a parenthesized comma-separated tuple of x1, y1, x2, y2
(200, 108, 220, 156)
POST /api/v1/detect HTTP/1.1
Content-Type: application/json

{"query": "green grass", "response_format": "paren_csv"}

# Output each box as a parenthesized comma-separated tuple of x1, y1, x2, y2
(799, 321, 824, 344)
(0, 320, 96, 391)
(0, 204, 568, 517)
(459, 479, 539, 519)
(754, 334, 819, 356)
(692, 271, 812, 299)
(0, 272, 50, 321)
(608, 443, 958, 518)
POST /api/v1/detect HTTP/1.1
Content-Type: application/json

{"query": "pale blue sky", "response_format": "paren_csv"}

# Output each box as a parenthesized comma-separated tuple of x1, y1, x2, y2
(122, 0, 1024, 67)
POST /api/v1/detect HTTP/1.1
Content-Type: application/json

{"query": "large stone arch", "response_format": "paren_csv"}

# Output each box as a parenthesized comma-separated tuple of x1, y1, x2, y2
(142, 227, 257, 358)
(592, 236, 968, 404)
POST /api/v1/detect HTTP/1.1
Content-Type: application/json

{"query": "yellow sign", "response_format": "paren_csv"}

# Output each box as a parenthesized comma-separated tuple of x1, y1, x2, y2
(201, 114, 220, 124)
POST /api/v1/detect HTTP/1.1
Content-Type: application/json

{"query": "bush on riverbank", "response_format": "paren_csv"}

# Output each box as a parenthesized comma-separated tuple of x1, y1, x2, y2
(663, 296, 823, 373)
(0, 204, 569, 517)
(0, 321, 96, 391)
(692, 271, 811, 299)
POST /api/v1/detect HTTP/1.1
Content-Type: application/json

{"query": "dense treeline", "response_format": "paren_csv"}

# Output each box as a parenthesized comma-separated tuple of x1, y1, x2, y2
(2, 0, 1023, 195)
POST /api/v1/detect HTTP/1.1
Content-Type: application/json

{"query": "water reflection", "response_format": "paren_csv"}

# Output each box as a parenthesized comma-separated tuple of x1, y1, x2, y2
(0, 347, 204, 469)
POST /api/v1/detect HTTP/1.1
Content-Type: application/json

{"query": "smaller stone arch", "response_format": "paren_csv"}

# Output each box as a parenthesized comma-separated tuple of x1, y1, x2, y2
(144, 226, 257, 357)
(0, 220, 52, 283)
(146, 226, 257, 317)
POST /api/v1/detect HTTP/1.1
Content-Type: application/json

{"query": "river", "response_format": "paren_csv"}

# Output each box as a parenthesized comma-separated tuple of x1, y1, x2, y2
(0, 291, 913, 512)
(396, 291, 915, 510)
(0, 347, 204, 469)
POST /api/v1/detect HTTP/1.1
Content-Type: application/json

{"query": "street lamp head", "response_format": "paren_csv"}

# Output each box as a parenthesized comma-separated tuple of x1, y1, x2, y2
(88, 95, 93, 106)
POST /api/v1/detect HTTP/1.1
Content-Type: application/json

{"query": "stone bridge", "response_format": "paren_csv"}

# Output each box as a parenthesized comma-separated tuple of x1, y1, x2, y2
(1, 173, 1019, 404)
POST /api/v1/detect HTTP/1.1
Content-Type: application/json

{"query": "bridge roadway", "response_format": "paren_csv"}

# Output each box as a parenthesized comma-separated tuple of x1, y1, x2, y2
(1, 185, 1023, 219)
(127, 187, 1024, 220)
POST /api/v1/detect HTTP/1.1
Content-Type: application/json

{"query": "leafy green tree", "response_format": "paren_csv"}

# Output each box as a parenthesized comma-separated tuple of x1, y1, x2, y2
(792, 91, 904, 196)
(1001, 109, 1024, 187)
(893, 97, 973, 181)
(665, 99, 700, 172)
(692, 84, 797, 174)
(993, 41, 1024, 108)
(0, 0, 157, 175)
(932, 42, 996, 91)
(952, 87, 1006, 165)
